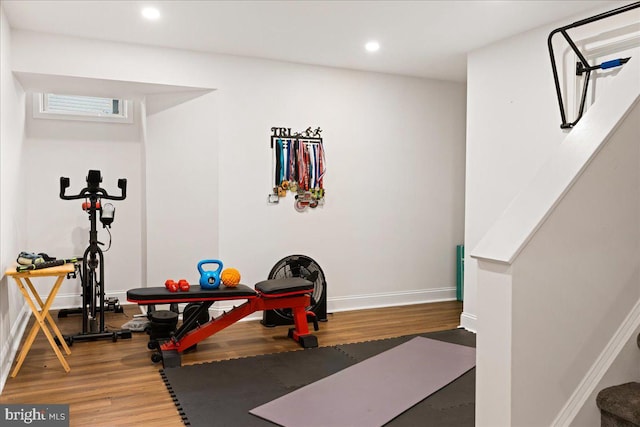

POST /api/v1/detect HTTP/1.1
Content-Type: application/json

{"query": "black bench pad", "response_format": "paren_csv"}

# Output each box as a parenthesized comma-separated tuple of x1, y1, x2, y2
(255, 277, 314, 295)
(127, 284, 257, 303)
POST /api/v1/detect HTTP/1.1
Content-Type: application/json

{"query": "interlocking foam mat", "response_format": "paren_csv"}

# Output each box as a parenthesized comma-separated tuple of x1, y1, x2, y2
(160, 329, 476, 426)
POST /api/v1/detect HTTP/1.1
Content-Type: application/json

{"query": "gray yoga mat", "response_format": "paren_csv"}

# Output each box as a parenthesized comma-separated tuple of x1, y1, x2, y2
(249, 336, 476, 427)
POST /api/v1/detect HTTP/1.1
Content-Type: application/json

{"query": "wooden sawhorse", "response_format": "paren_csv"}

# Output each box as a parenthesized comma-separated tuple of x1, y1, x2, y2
(5, 264, 74, 376)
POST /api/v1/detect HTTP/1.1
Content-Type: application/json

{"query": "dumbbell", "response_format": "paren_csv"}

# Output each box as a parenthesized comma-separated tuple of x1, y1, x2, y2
(165, 279, 179, 292)
(178, 279, 190, 292)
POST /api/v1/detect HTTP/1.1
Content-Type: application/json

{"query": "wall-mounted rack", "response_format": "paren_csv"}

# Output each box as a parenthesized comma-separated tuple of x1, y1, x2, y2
(268, 126, 326, 211)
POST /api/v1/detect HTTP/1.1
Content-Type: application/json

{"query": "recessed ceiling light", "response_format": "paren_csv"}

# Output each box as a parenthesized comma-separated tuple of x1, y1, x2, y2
(365, 41, 380, 53)
(142, 7, 160, 20)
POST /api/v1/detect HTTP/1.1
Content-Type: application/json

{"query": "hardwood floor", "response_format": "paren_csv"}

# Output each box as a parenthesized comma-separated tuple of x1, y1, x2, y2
(0, 301, 463, 427)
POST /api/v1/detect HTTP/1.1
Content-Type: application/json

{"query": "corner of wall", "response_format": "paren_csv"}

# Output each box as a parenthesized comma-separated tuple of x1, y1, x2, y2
(0, 299, 30, 394)
(1, 2, 30, 394)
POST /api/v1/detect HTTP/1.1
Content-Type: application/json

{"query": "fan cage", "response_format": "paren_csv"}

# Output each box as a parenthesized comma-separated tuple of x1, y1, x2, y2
(267, 255, 326, 320)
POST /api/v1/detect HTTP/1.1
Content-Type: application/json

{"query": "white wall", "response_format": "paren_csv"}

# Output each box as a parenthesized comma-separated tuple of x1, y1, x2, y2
(473, 82, 640, 427)
(508, 101, 640, 426)
(0, 2, 28, 392)
(463, 1, 639, 331)
(145, 91, 218, 286)
(10, 30, 466, 312)
(22, 101, 144, 308)
(471, 45, 640, 427)
(215, 61, 466, 306)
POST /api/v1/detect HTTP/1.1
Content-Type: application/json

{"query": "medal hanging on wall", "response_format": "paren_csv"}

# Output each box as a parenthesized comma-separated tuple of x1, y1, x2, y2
(288, 139, 298, 193)
(270, 138, 283, 201)
(316, 143, 325, 201)
(277, 139, 287, 197)
(281, 140, 289, 192)
(308, 145, 318, 208)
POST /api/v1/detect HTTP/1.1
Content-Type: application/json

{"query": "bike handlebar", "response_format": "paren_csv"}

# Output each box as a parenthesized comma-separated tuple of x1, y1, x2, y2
(60, 170, 127, 201)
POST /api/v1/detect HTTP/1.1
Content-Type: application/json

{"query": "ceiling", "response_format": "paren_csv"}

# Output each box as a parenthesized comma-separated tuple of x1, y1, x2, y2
(2, 0, 627, 82)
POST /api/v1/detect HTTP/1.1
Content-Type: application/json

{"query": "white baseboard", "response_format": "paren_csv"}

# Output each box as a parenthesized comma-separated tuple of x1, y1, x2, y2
(44, 290, 129, 311)
(460, 311, 477, 333)
(0, 303, 31, 394)
(552, 296, 640, 426)
(47, 287, 457, 318)
(201, 287, 457, 322)
(327, 287, 456, 313)
(86, 286, 457, 326)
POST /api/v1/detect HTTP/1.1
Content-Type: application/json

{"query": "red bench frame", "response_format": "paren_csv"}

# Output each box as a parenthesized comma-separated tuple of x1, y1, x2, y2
(127, 282, 318, 367)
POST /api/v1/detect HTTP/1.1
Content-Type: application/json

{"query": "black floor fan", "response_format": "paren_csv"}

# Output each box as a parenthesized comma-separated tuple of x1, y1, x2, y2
(262, 254, 328, 327)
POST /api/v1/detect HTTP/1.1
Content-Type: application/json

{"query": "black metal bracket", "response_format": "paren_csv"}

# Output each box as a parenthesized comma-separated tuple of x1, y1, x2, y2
(548, 2, 640, 129)
(576, 57, 630, 76)
(270, 126, 323, 148)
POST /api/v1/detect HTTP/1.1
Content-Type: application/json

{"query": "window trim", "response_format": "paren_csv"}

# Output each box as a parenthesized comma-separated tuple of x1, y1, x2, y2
(33, 93, 133, 124)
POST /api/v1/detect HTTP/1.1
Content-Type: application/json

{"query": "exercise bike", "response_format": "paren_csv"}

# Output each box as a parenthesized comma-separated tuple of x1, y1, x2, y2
(58, 170, 132, 344)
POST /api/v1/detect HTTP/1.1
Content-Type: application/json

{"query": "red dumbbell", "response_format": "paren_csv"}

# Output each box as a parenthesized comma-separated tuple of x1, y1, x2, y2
(165, 279, 179, 292)
(178, 279, 190, 292)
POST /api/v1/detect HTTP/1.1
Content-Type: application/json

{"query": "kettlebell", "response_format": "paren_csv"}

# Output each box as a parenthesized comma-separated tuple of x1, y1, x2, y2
(198, 259, 223, 289)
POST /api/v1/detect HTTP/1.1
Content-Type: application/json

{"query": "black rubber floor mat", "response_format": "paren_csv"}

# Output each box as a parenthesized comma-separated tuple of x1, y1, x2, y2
(160, 328, 475, 427)
(161, 355, 286, 426)
(266, 347, 356, 389)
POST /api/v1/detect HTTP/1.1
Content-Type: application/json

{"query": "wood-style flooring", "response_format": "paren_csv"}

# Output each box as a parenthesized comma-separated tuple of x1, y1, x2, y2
(0, 301, 463, 427)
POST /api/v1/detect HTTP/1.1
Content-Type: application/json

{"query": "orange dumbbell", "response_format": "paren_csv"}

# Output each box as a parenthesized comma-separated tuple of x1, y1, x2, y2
(178, 279, 190, 292)
(165, 279, 179, 292)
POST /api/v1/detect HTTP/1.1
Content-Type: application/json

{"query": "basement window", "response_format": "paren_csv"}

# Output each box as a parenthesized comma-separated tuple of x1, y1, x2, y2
(33, 93, 133, 123)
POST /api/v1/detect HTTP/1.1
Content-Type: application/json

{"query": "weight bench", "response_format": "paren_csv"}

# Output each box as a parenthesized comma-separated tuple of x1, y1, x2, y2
(126, 277, 318, 368)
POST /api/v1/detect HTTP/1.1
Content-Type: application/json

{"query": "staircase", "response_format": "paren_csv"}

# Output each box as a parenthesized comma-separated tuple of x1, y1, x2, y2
(596, 334, 640, 426)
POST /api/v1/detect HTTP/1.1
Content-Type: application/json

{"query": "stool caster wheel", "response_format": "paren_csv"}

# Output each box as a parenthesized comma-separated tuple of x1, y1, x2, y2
(151, 352, 163, 364)
(147, 341, 158, 350)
